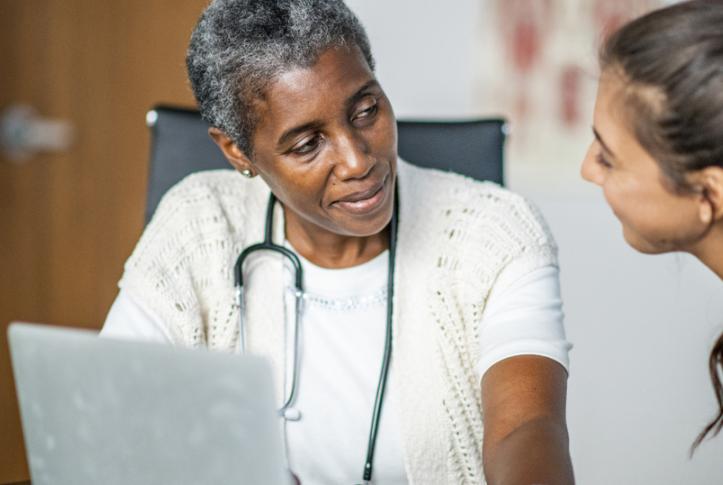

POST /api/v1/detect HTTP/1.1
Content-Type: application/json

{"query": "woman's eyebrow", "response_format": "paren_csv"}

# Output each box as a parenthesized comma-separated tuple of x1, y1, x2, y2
(346, 80, 380, 108)
(592, 126, 617, 159)
(277, 120, 324, 150)
(276, 80, 381, 149)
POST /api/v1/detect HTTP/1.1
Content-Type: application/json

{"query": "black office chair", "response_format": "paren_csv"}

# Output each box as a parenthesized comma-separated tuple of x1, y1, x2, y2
(145, 105, 506, 223)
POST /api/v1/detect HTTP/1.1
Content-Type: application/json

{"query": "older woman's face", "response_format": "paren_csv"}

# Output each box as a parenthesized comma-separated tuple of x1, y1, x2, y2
(581, 70, 703, 254)
(247, 45, 397, 239)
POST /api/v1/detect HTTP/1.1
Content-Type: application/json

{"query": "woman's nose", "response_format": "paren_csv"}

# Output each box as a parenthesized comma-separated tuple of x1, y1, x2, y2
(333, 132, 373, 180)
(580, 144, 603, 186)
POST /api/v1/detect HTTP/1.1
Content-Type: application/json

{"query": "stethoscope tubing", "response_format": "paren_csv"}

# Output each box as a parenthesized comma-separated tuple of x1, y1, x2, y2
(234, 194, 305, 415)
(234, 188, 398, 484)
(361, 189, 397, 483)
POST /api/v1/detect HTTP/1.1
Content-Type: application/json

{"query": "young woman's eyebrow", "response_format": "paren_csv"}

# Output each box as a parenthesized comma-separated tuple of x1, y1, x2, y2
(592, 126, 617, 159)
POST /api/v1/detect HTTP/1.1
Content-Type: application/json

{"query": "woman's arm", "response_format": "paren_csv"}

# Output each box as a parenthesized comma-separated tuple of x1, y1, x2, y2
(481, 355, 574, 485)
(100, 289, 174, 343)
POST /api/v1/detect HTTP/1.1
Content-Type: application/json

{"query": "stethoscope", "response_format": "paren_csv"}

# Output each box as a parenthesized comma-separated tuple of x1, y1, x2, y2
(233, 188, 398, 484)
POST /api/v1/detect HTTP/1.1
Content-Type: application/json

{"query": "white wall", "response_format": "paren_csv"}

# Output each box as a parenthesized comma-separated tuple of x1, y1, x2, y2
(347, 0, 483, 119)
(345, 1, 723, 483)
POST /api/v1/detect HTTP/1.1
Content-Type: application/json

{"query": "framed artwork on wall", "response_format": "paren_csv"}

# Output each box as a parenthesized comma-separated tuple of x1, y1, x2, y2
(473, 0, 667, 184)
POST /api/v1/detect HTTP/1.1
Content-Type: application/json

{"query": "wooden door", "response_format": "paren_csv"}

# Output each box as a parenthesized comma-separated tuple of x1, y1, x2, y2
(0, 1, 206, 481)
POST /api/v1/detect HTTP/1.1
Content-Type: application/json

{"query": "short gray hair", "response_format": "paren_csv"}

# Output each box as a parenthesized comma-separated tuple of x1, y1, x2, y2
(186, 0, 375, 156)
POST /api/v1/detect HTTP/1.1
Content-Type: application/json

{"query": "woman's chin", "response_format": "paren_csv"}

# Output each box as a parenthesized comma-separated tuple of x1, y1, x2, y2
(621, 227, 673, 255)
(340, 204, 394, 237)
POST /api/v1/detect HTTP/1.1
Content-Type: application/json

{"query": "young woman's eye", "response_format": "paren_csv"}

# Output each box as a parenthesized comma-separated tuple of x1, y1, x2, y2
(292, 134, 321, 155)
(596, 152, 612, 169)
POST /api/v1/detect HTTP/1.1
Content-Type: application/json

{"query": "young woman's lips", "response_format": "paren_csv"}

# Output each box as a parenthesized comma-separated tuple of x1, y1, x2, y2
(334, 179, 387, 215)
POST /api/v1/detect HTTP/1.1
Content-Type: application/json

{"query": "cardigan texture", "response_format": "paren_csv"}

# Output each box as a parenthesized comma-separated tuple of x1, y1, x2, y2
(119, 159, 558, 484)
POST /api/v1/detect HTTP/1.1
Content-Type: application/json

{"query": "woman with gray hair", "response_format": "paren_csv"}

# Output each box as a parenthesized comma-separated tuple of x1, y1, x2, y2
(102, 1, 574, 483)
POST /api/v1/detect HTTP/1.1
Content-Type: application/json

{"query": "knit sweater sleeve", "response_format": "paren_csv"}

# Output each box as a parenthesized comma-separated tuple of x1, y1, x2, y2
(391, 161, 564, 484)
(118, 169, 256, 348)
(474, 180, 558, 269)
(419, 166, 558, 283)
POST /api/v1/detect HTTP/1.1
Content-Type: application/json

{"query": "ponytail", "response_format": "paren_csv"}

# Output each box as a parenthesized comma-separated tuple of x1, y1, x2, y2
(691, 333, 723, 452)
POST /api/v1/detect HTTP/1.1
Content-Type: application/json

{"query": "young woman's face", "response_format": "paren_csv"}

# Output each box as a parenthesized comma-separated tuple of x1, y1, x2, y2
(581, 70, 703, 254)
(245, 45, 397, 239)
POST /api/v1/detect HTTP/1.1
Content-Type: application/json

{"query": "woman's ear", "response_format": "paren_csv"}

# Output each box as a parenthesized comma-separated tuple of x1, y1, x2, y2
(695, 166, 723, 224)
(208, 127, 256, 176)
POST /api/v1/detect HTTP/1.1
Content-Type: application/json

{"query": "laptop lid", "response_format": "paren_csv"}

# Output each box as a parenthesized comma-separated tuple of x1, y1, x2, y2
(8, 322, 289, 485)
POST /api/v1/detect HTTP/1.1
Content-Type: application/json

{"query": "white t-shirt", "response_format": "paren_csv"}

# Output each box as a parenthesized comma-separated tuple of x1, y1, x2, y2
(101, 249, 570, 485)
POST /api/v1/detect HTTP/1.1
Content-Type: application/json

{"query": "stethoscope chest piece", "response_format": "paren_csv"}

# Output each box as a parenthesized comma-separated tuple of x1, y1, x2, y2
(281, 407, 302, 421)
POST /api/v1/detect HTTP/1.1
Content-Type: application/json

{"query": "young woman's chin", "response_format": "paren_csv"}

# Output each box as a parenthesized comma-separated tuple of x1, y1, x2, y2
(622, 235, 655, 255)
(621, 225, 675, 255)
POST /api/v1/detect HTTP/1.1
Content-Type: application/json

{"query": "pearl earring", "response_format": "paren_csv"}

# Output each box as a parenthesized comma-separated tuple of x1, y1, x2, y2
(241, 169, 253, 178)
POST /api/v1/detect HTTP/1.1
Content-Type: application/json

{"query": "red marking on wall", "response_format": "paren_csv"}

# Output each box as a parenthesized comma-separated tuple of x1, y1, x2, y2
(560, 64, 582, 128)
(497, 0, 554, 74)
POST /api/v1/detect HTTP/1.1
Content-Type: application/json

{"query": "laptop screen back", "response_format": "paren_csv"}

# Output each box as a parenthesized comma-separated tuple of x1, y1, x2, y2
(8, 322, 288, 485)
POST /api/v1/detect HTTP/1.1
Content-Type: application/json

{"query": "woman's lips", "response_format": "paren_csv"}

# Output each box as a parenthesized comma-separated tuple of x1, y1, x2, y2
(333, 178, 388, 215)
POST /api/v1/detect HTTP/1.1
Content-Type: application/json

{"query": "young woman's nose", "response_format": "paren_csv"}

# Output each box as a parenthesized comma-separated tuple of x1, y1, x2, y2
(581, 143, 604, 186)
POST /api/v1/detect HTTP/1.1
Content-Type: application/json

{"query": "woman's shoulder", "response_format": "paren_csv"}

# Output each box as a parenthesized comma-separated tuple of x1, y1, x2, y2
(123, 169, 268, 282)
(142, 169, 267, 243)
(399, 160, 556, 253)
(399, 157, 511, 201)
(151, 169, 261, 223)
(118, 169, 260, 345)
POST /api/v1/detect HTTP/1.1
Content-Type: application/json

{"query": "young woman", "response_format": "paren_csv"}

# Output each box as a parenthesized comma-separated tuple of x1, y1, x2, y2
(581, 0, 723, 448)
(102, 0, 574, 483)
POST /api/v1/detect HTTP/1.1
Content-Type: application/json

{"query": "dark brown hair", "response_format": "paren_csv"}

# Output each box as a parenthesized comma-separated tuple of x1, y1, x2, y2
(600, 0, 723, 450)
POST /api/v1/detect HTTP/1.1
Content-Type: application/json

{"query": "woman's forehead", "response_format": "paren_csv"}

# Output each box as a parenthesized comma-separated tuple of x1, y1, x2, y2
(596, 74, 668, 178)
(594, 74, 639, 152)
(252, 46, 376, 130)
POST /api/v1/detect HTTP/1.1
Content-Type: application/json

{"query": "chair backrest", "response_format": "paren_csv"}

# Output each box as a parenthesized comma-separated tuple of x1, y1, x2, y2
(145, 105, 506, 223)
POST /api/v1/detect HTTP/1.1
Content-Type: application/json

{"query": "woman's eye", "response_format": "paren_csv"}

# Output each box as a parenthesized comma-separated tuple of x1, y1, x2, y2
(596, 152, 612, 169)
(353, 102, 378, 122)
(292, 135, 321, 155)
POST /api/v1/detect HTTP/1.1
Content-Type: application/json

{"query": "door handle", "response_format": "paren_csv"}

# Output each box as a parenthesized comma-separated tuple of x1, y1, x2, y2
(0, 104, 74, 163)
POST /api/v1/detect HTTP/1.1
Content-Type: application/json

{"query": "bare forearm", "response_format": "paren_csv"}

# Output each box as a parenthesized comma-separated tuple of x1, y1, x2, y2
(483, 416, 574, 485)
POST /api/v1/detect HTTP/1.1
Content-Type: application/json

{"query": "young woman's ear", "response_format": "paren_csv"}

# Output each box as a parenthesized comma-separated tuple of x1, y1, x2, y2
(208, 127, 256, 177)
(695, 166, 723, 224)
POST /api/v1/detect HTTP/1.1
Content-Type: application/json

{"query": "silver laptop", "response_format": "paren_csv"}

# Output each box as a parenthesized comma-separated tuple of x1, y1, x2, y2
(8, 322, 290, 485)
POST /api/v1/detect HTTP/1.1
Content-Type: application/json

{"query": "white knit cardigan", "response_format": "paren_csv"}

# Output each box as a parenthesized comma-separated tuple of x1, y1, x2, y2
(119, 159, 558, 484)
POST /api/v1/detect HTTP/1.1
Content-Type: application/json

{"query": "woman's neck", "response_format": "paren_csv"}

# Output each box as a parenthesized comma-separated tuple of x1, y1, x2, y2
(283, 209, 389, 269)
(691, 221, 723, 280)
